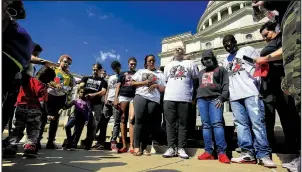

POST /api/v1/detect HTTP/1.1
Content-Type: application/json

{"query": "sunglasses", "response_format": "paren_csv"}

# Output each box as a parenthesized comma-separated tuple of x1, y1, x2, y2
(63, 60, 71, 65)
(129, 63, 136, 66)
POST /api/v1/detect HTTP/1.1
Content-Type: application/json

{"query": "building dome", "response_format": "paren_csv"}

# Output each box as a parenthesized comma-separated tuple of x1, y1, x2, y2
(197, 1, 253, 33)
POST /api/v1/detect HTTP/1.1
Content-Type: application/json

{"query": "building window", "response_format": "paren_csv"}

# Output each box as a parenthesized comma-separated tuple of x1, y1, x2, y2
(246, 34, 253, 40)
(205, 42, 212, 49)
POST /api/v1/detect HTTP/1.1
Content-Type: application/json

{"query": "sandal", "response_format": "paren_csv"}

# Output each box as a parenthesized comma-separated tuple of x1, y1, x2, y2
(143, 150, 151, 156)
(118, 147, 128, 153)
(133, 151, 142, 156)
(129, 149, 134, 154)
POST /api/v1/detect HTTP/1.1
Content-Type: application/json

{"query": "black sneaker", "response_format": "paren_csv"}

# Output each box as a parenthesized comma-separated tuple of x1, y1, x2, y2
(3, 144, 18, 157)
(46, 141, 58, 149)
(23, 144, 38, 158)
(36, 142, 42, 150)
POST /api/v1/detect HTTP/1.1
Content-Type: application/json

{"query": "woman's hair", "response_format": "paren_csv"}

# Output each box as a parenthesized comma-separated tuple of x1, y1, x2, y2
(128, 57, 137, 63)
(58, 54, 72, 63)
(260, 21, 278, 33)
(93, 63, 102, 70)
(77, 87, 86, 95)
(144, 54, 155, 69)
(111, 60, 121, 70)
(35, 66, 56, 84)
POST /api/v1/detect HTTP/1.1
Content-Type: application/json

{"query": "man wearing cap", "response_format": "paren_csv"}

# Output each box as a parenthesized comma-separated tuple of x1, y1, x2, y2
(222, 34, 276, 168)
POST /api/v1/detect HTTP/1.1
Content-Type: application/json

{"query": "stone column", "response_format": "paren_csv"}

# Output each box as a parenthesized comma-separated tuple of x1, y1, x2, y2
(209, 18, 212, 26)
(217, 11, 221, 21)
(240, 3, 244, 8)
(228, 6, 232, 15)
(203, 25, 205, 30)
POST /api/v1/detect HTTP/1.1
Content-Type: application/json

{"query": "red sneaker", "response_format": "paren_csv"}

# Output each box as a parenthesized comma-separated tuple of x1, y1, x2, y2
(218, 153, 231, 164)
(198, 152, 214, 160)
(118, 147, 128, 153)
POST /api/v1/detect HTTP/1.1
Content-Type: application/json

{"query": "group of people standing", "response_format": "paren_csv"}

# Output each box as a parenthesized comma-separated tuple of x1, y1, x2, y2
(2, 0, 301, 171)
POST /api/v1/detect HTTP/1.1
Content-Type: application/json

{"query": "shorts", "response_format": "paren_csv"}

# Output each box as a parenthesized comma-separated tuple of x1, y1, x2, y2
(118, 96, 134, 103)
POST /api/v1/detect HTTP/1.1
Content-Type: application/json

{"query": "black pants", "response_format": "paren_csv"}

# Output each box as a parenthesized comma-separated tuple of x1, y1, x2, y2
(2, 53, 20, 134)
(263, 92, 301, 151)
(164, 101, 190, 149)
(133, 95, 161, 150)
(38, 94, 66, 144)
(65, 116, 85, 146)
(84, 104, 103, 148)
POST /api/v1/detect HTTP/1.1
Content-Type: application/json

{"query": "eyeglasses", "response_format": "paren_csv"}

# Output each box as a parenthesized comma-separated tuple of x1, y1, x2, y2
(129, 63, 136, 66)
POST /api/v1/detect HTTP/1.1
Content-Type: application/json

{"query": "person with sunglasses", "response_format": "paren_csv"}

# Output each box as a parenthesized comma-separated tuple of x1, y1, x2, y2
(259, 21, 300, 154)
(222, 34, 276, 168)
(113, 57, 137, 153)
(162, 47, 199, 159)
(37, 55, 74, 149)
(195, 50, 230, 164)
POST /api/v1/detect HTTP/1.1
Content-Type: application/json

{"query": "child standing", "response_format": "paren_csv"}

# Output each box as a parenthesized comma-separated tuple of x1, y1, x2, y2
(63, 88, 91, 150)
(196, 50, 231, 163)
(3, 66, 56, 157)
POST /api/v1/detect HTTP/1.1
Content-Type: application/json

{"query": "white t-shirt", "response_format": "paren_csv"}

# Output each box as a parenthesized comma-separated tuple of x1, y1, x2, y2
(131, 69, 166, 104)
(107, 74, 118, 102)
(164, 60, 199, 102)
(223, 46, 260, 101)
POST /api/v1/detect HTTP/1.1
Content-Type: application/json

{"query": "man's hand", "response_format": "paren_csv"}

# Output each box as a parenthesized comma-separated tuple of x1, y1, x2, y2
(215, 99, 223, 109)
(143, 79, 153, 86)
(86, 93, 95, 100)
(56, 83, 62, 90)
(148, 84, 158, 92)
(47, 115, 55, 121)
(113, 99, 119, 108)
(254, 56, 269, 64)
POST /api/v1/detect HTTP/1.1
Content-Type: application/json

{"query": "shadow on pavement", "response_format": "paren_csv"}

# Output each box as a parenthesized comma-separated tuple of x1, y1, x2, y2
(146, 170, 182, 172)
(3, 148, 127, 172)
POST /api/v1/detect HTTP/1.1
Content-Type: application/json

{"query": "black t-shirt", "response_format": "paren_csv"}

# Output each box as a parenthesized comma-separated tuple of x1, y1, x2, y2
(117, 71, 136, 98)
(81, 76, 108, 105)
(260, 33, 284, 99)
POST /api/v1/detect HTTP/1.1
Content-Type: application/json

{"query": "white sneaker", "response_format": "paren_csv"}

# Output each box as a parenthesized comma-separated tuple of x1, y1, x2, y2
(177, 148, 189, 159)
(259, 156, 277, 168)
(162, 147, 177, 158)
(282, 157, 300, 172)
(231, 152, 257, 164)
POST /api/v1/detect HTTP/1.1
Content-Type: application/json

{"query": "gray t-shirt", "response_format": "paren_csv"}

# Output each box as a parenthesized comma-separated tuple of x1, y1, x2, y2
(164, 59, 199, 102)
(223, 46, 260, 101)
(131, 69, 166, 104)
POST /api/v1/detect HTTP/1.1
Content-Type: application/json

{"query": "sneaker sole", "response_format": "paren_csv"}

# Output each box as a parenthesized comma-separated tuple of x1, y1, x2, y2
(179, 155, 189, 159)
(162, 155, 178, 158)
(231, 160, 257, 164)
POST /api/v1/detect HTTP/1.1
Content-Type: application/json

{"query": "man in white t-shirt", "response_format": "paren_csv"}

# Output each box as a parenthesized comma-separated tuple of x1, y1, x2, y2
(222, 34, 276, 168)
(162, 47, 199, 159)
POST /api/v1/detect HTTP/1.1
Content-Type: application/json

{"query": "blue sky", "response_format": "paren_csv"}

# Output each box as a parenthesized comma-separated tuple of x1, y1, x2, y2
(20, 1, 208, 75)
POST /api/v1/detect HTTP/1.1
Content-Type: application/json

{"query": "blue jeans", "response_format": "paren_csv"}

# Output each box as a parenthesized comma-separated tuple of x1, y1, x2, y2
(197, 98, 227, 154)
(230, 96, 271, 158)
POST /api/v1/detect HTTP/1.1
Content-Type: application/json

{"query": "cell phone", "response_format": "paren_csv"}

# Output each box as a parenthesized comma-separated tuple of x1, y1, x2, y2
(243, 55, 255, 64)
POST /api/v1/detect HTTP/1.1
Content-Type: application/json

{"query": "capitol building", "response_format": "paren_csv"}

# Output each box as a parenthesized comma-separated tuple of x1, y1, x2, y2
(158, 1, 269, 69)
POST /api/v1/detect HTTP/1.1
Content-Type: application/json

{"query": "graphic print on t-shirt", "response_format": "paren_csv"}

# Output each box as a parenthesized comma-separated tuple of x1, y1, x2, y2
(169, 65, 187, 79)
(86, 78, 101, 91)
(226, 58, 245, 76)
(142, 73, 158, 83)
(108, 77, 118, 89)
(123, 72, 134, 87)
(201, 72, 214, 85)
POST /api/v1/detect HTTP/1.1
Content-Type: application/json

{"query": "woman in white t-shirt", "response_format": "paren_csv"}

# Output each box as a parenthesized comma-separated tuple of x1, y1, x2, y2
(130, 54, 166, 156)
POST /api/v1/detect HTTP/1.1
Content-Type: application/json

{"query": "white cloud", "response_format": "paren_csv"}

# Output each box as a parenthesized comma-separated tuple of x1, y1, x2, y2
(86, 8, 95, 17)
(124, 49, 128, 52)
(84, 41, 88, 45)
(95, 50, 120, 62)
(99, 15, 109, 20)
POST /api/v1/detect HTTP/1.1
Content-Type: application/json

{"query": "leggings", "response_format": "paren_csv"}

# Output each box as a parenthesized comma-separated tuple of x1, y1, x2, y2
(133, 95, 160, 150)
